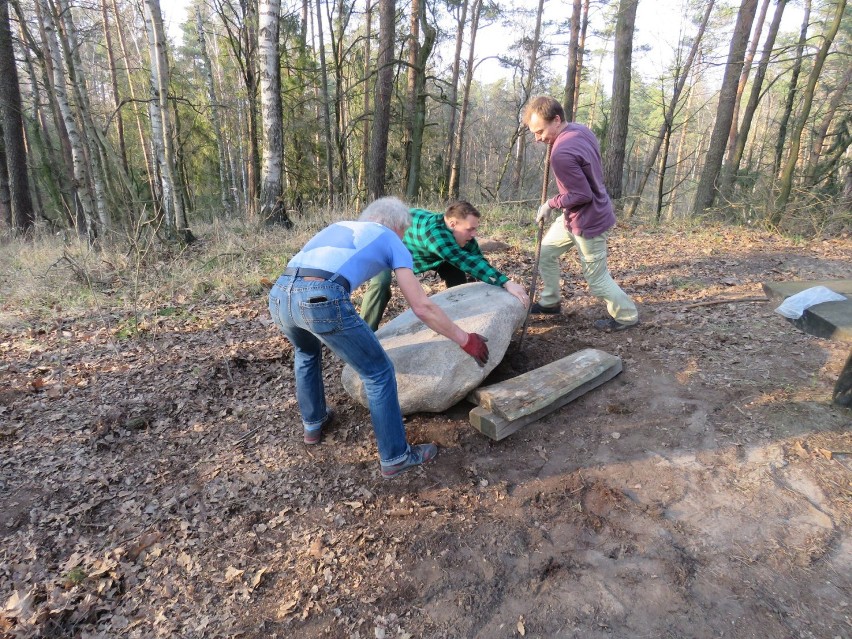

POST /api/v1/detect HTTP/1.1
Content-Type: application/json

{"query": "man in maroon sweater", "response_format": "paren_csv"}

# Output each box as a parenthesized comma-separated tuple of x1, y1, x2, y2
(524, 96, 639, 331)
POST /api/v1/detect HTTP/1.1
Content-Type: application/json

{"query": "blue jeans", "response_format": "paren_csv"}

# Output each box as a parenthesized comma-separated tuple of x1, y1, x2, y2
(268, 275, 410, 466)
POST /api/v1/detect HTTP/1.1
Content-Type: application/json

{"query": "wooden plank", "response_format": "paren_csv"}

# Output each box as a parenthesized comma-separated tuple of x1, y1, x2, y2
(468, 349, 622, 441)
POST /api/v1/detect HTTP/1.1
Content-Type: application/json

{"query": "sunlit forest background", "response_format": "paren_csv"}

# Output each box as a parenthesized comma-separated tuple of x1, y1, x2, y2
(0, 0, 849, 244)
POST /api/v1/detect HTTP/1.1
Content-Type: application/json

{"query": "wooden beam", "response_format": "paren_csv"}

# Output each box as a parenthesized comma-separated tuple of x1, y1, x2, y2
(468, 348, 622, 441)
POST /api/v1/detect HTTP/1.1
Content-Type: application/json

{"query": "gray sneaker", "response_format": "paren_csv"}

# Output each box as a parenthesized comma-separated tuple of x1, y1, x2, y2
(380, 443, 438, 479)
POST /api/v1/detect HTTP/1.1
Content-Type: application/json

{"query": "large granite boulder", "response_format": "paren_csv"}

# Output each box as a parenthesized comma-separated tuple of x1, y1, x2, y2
(342, 282, 527, 414)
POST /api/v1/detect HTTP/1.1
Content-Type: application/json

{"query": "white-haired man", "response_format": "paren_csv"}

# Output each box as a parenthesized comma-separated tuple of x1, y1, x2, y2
(268, 197, 489, 479)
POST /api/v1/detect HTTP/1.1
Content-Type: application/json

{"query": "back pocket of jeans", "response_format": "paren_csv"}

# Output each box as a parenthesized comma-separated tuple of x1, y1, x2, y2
(298, 298, 342, 334)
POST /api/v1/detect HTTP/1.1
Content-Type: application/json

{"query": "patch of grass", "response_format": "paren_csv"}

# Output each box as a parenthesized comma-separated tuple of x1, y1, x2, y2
(671, 278, 705, 291)
(63, 566, 87, 586)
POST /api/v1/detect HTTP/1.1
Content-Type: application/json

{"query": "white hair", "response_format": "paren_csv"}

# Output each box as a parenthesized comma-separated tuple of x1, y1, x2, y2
(358, 196, 412, 232)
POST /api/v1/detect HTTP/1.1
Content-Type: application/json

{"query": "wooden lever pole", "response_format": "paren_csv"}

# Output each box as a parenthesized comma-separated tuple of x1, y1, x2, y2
(517, 142, 553, 352)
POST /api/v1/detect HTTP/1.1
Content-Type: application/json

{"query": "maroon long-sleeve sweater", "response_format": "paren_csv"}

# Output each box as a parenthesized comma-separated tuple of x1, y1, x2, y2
(546, 123, 616, 239)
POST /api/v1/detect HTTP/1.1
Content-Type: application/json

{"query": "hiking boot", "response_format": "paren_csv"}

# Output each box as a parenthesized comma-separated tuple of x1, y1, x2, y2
(304, 409, 335, 445)
(530, 301, 561, 315)
(593, 318, 639, 332)
(380, 443, 438, 479)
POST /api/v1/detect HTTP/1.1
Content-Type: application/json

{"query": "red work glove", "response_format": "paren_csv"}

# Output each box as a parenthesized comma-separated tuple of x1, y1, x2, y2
(461, 333, 489, 367)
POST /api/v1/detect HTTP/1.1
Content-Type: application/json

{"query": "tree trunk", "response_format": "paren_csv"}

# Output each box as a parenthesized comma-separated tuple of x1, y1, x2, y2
(402, 0, 420, 191)
(725, 0, 770, 164)
(625, 0, 712, 219)
(562, 0, 582, 120)
(774, 0, 810, 176)
(442, 0, 467, 195)
(314, 0, 334, 196)
(723, 0, 786, 198)
(57, 0, 111, 235)
(14, 0, 74, 227)
(803, 65, 852, 187)
(0, 0, 34, 233)
(258, 0, 292, 226)
(572, 0, 590, 120)
(775, 0, 847, 216)
(405, 3, 436, 200)
(215, 0, 261, 218)
(654, 125, 672, 222)
(38, 0, 96, 236)
(101, 0, 128, 175)
(13, 11, 66, 226)
(111, 0, 160, 219)
(692, 0, 759, 214)
(448, 0, 482, 200)
(666, 85, 695, 219)
(603, 0, 639, 203)
(357, 0, 372, 202)
(328, 0, 353, 199)
(366, 0, 395, 200)
(196, 7, 235, 216)
(144, 0, 193, 243)
(510, 0, 546, 198)
(0, 128, 10, 228)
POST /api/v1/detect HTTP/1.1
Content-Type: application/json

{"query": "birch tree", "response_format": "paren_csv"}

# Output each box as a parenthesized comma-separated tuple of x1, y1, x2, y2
(38, 0, 96, 236)
(196, 7, 235, 216)
(57, 0, 111, 234)
(258, 0, 291, 225)
(144, 0, 193, 243)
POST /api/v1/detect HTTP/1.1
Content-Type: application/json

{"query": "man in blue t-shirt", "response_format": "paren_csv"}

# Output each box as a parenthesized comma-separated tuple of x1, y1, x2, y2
(268, 196, 489, 480)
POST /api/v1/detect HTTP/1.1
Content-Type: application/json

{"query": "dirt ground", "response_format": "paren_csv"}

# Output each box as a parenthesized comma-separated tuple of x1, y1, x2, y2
(1, 225, 851, 639)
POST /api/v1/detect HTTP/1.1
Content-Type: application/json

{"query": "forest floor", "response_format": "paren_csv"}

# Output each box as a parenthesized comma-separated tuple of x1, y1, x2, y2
(1, 224, 851, 639)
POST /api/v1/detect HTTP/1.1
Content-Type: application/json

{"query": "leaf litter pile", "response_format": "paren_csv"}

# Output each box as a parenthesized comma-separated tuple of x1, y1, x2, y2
(1, 225, 851, 638)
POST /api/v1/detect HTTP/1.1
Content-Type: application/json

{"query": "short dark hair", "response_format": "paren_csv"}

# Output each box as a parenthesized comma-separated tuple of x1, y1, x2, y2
(444, 200, 480, 222)
(523, 96, 565, 125)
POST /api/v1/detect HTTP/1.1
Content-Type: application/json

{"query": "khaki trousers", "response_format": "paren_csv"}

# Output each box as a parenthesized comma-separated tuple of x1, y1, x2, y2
(538, 220, 638, 325)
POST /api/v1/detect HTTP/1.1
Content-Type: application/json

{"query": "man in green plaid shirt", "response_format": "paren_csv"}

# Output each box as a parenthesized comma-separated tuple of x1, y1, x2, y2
(360, 201, 529, 330)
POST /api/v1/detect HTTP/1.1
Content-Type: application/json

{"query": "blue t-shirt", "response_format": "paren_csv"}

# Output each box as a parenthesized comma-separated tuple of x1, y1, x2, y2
(287, 222, 414, 289)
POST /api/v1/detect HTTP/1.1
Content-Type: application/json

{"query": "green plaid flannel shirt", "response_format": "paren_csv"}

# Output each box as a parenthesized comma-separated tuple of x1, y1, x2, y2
(403, 208, 508, 286)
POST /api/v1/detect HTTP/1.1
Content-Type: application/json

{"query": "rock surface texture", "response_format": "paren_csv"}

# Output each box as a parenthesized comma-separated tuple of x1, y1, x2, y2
(342, 282, 527, 413)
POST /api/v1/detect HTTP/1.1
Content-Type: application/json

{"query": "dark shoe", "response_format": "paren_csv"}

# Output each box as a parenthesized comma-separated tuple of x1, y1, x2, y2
(304, 409, 335, 445)
(530, 301, 561, 315)
(380, 443, 438, 479)
(593, 318, 638, 332)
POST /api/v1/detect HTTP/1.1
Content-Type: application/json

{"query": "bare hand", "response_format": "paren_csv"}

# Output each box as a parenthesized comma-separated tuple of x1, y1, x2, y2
(503, 281, 529, 308)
